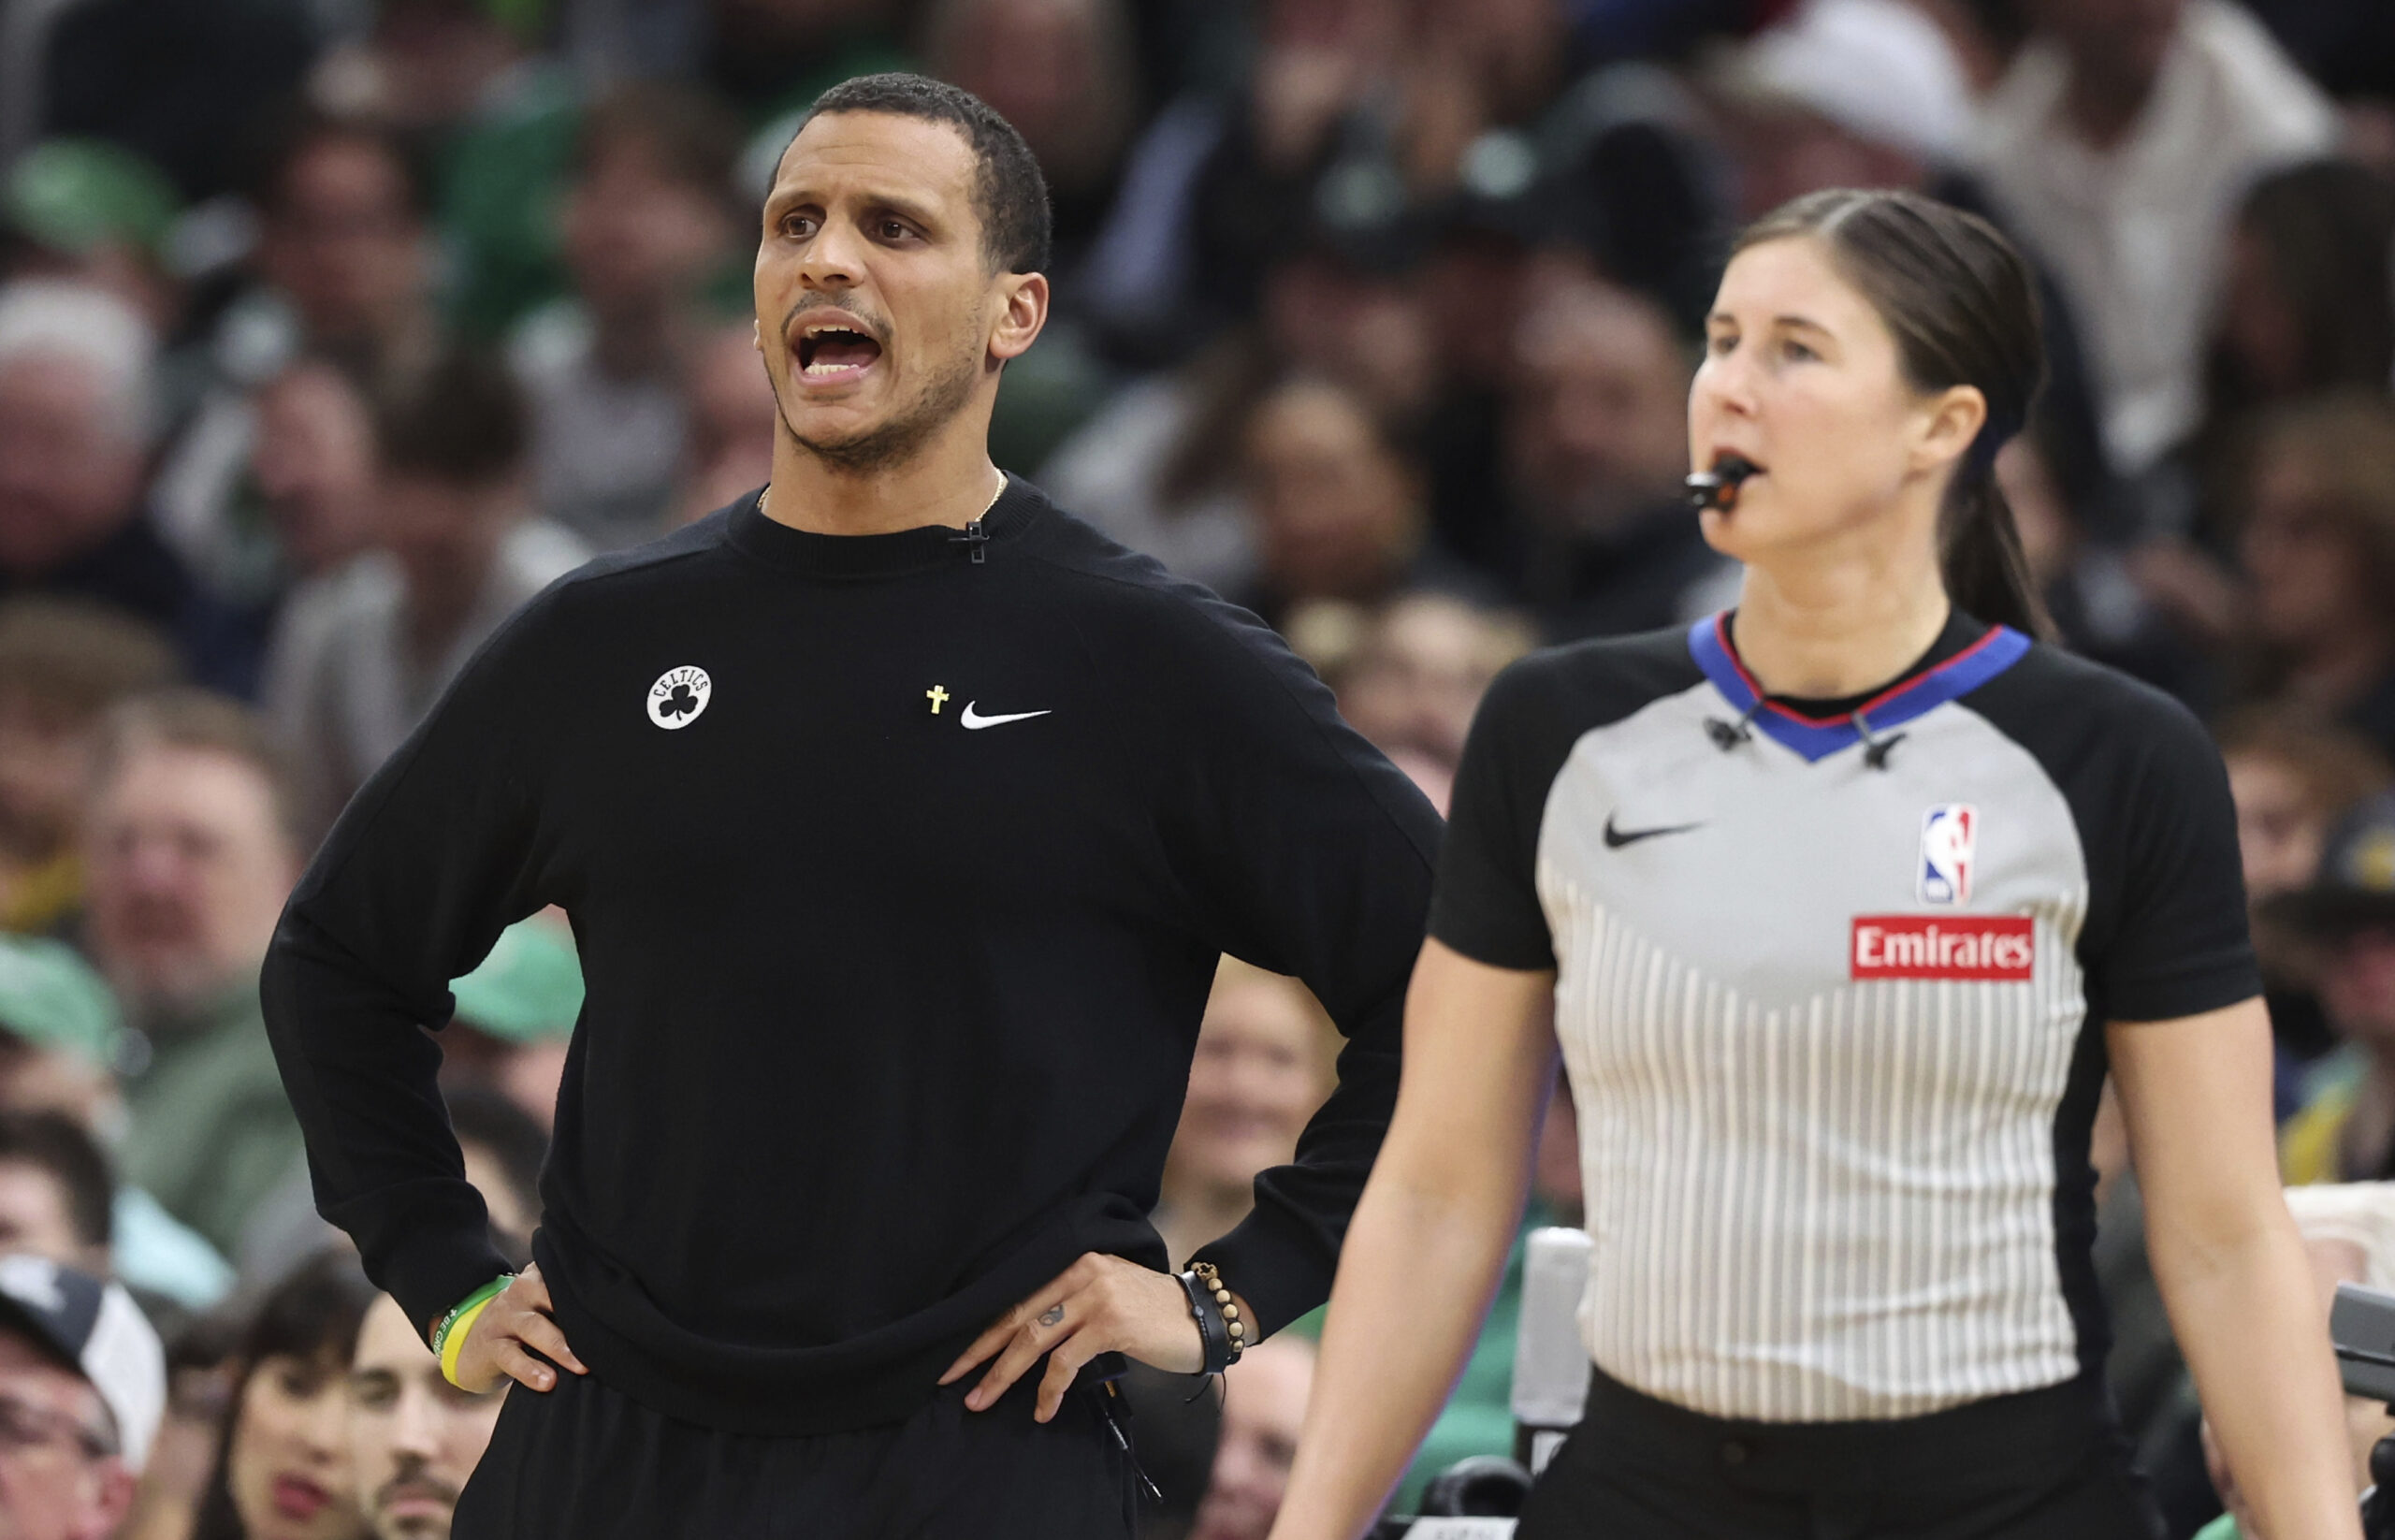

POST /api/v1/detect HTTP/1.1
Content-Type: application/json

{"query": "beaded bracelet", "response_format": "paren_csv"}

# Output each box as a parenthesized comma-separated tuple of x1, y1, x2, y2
(1178, 1261, 1246, 1374)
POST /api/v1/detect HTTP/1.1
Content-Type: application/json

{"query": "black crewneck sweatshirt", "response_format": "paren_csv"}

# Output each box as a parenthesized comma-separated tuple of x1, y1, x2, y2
(261, 478, 1440, 1435)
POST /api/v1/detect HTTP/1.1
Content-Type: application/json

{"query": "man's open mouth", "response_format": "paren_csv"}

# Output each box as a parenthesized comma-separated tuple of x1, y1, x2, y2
(796, 319, 883, 380)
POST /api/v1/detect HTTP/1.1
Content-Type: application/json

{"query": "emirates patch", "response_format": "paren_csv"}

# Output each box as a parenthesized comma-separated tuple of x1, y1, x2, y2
(1851, 916, 2035, 981)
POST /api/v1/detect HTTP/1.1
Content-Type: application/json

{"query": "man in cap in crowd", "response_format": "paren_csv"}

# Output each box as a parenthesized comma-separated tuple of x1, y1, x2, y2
(0, 139, 181, 333)
(0, 938, 119, 1136)
(2278, 792, 2395, 1184)
(431, 918, 581, 1135)
(0, 935, 231, 1313)
(348, 1292, 506, 1540)
(0, 1250, 165, 1540)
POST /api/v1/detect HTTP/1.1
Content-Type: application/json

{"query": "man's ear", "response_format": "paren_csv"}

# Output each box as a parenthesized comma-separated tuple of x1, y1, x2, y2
(988, 271, 1050, 368)
(752, 319, 762, 354)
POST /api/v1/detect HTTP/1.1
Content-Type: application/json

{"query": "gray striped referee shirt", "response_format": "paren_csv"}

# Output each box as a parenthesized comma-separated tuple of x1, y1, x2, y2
(1430, 611, 2257, 1422)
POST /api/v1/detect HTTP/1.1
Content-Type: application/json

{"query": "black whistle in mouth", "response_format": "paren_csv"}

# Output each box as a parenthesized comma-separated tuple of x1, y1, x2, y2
(1686, 454, 1760, 512)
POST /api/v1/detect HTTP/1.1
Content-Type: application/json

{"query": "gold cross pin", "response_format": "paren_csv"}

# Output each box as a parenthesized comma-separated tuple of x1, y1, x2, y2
(926, 685, 951, 715)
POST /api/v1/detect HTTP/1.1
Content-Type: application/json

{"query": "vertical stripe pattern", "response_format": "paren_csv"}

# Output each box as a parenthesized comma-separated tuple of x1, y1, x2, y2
(1549, 874, 2092, 1421)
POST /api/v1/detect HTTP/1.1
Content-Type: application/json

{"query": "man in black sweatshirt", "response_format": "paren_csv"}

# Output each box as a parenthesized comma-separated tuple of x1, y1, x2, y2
(259, 73, 1440, 1538)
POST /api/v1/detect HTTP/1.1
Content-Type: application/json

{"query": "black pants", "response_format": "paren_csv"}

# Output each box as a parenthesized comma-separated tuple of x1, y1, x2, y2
(453, 1366, 1137, 1540)
(1517, 1369, 2163, 1540)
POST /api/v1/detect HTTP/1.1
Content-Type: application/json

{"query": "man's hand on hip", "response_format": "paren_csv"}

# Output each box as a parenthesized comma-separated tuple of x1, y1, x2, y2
(451, 1264, 589, 1394)
(940, 1253, 1244, 1423)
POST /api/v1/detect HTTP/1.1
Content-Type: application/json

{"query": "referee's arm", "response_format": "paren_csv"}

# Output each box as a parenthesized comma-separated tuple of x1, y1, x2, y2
(261, 603, 554, 1345)
(2114, 999, 2361, 1540)
(2104, 691, 2360, 1540)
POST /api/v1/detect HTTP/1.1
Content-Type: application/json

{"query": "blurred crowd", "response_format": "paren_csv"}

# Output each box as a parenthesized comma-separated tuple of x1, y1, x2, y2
(0, 0, 2393, 1534)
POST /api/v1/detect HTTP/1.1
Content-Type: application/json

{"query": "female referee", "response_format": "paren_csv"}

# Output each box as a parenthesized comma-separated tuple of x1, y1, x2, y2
(1265, 188, 2360, 1540)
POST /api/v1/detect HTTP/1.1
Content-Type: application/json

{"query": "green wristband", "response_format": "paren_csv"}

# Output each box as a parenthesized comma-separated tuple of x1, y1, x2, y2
(429, 1274, 515, 1358)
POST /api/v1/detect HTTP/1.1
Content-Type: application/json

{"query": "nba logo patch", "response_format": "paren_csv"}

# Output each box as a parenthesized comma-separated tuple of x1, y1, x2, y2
(1919, 804, 1976, 906)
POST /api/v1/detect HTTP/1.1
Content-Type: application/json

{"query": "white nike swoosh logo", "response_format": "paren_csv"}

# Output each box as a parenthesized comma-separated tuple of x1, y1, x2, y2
(959, 703, 1052, 730)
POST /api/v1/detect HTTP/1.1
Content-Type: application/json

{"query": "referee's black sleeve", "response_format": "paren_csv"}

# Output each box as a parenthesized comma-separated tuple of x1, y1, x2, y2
(1965, 642, 2262, 1023)
(2089, 687, 2259, 1023)
(1146, 594, 1442, 1336)
(1430, 659, 1563, 971)
(261, 596, 555, 1338)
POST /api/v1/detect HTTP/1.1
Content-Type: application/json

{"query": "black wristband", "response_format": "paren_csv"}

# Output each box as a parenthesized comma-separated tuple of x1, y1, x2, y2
(1194, 1261, 1244, 1366)
(1178, 1269, 1233, 1374)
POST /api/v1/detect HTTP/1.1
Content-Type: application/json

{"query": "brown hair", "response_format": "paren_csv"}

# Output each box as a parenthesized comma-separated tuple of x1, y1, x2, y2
(2214, 705, 2392, 821)
(90, 689, 304, 854)
(0, 598, 178, 720)
(372, 345, 528, 486)
(1734, 188, 2051, 637)
(245, 106, 433, 226)
(189, 1249, 377, 1540)
(2215, 160, 2395, 416)
(1158, 331, 1282, 513)
(2243, 391, 2395, 593)
(574, 81, 747, 221)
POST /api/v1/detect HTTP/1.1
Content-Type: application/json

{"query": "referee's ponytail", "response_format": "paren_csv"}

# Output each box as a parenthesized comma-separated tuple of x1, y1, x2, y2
(1735, 190, 2054, 640)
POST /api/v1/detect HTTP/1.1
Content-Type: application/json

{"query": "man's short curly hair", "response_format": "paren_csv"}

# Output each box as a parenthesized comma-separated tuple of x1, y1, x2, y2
(795, 73, 1052, 275)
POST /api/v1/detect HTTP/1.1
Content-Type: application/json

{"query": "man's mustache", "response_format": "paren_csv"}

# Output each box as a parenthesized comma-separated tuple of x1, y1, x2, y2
(779, 296, 889, 344)
(375, 1474, 460, 1511)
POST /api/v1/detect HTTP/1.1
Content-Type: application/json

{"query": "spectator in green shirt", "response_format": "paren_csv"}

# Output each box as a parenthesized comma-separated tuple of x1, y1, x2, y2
(83, 690, 308, 1260)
